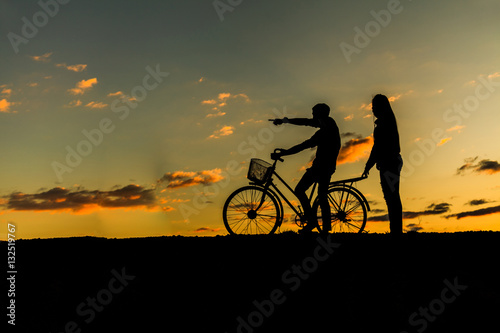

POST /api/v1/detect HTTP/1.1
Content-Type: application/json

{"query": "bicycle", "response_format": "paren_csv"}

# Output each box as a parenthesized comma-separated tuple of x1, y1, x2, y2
(222, 149, 371, 235)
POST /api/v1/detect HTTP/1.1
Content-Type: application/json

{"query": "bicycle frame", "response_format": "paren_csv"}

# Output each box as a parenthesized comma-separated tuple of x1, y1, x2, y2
(250, 159, 315, 220)
(250, 161, 370, 223)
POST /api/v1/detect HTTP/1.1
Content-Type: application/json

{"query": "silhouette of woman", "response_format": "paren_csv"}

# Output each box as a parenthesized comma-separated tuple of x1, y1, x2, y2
(362, 94, 403, 236)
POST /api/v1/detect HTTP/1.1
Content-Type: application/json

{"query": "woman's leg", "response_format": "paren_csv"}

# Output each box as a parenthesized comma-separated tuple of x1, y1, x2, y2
(380, 166, 403, 235)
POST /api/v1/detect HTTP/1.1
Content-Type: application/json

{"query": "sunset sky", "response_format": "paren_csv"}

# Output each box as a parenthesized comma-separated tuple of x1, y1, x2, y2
(1, 0, 499, 239)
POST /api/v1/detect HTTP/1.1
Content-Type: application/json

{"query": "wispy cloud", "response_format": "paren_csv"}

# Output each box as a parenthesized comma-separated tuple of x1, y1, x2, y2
(2, 185, 158, 214)
(30, 52, 52, 62)
(206, 111, 226, 118)
(201, 99, 217, 105)
(467, 199, 494, 206)
(64, 100, 82, 108)
(107, 91, 136, 102)
(446, 205, 500, 220)
(368, 202, 451, 221)
(436, 137, 452, 146)
(208, 125, 234, 139)
(56, 63, 87, 72)
(1, 88, 12, 97)
(194, 227, 223, 233)
(201, 92, 250, 118)
(456, 157, 500, 175)
(158, 169, 224, 189)
(446, 125, 465, 133)
(68, 78, 98, 95)
(85, 101, 108, 109)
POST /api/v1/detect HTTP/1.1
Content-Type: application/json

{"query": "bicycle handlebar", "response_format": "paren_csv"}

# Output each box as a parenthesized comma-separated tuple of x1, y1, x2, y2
(270, 148, 284, 162)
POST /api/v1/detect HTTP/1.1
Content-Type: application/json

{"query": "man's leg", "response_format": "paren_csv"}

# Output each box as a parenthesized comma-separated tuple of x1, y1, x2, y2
(295, 169, 317, 228)
(318, 175, 332, 233)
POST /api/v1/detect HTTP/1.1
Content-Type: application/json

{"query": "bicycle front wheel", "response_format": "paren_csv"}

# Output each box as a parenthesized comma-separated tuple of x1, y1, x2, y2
(223, 186, 281, 235)
(313, 187, 367, 233)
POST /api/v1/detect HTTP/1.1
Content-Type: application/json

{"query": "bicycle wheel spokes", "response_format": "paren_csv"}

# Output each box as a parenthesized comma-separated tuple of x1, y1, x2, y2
(316, 187, 367, 233)
(223, 186, 281, 235)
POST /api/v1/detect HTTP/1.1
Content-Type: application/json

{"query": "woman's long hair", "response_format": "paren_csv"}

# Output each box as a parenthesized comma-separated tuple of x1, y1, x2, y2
(372, 94, 397, 125)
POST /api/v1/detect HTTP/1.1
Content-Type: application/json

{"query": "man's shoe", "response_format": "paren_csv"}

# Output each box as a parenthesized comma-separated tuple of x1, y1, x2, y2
(321, 224, 331, 236)
(299, 221, 319, 234)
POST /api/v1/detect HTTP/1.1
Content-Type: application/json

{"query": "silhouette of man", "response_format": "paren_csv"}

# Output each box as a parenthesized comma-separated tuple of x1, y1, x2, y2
(362, 94, 403, 237)
(272, 103, 341, 233)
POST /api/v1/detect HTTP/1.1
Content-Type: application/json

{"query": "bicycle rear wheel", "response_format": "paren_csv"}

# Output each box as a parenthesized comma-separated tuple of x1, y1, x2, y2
(313, 187, 367, 233)
(223, 186, 281, 235)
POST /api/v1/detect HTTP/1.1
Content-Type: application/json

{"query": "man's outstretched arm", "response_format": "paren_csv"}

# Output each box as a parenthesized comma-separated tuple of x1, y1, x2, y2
(273, 117, 319, 127)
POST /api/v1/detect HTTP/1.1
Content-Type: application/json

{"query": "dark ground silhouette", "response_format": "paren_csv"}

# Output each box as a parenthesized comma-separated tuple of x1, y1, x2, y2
(4, 232, 500, 332)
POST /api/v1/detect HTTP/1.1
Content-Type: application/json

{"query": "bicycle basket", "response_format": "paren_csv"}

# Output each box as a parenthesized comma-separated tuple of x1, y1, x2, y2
(247, 158, 272, 184)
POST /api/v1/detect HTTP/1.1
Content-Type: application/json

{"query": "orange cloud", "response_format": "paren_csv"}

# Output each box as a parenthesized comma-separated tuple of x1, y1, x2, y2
(68, 78, 98, 95)
(218, 92, 231, 101)
(201, 99, 217, 105)
(1, 88, 12, 96)
(56, 63, 87, 72)
(437, 137, 452, 146)
(208, 125, 234, 139)
(64, 100, 82, 108)
(388, 94, 402, 102)
(337, 136, 374, 165)
(30, 52, 52, 62)
(235, 93, 250, 102)
(0, 98, 11, 113)
(85, 101, 108, 109)
(446, 125, 465, 133)
(206, 111, 226, 118)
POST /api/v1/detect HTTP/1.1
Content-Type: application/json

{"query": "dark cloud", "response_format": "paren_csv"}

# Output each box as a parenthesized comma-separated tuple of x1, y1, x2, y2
(467, 199, 494, 206)
(457, 157, 500, 175)
(158, 169, 223, 189)
(446, 205, 500, 220)
(194, 227, 222, 233)
(3, 185, 156, 213)
(341, 132, 362, 139)
(368, 203, 451, 222)
(405, 223, 424, 232)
